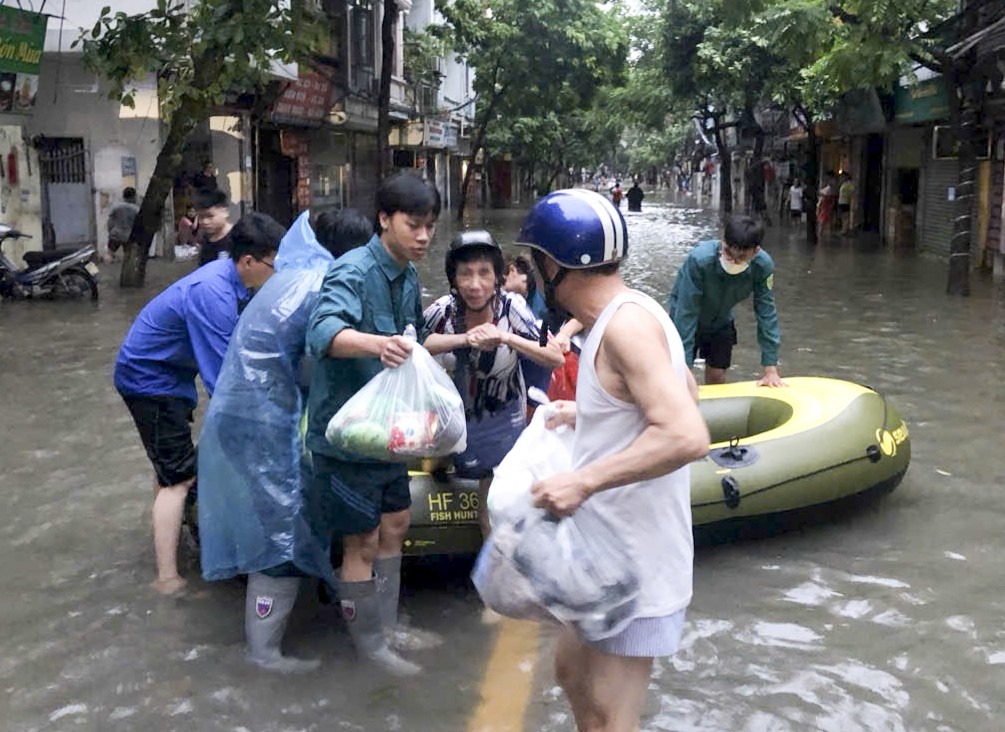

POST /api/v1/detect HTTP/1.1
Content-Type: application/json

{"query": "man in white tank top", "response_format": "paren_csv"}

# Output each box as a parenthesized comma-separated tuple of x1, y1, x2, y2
(516, 190, 710, 732)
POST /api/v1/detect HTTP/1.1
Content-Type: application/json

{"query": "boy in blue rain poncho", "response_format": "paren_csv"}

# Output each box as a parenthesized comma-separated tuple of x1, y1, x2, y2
(198, 209, 373, 673)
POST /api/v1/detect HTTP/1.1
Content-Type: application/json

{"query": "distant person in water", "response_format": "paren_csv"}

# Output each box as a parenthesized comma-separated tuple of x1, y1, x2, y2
(626, 181, 644, 212)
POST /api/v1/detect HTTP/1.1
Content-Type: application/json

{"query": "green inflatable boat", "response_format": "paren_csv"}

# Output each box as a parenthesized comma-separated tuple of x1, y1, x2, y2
(402, 377, 910, 555)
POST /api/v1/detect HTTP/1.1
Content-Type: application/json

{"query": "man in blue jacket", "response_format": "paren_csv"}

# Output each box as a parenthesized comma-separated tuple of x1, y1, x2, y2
(114, 213, 283, 595)
(667, 214, 783, 387)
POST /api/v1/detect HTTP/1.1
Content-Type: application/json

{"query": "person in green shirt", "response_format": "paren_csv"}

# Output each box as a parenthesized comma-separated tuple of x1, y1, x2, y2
(305, 173, 441, 676)
(667, 214, 784, 387)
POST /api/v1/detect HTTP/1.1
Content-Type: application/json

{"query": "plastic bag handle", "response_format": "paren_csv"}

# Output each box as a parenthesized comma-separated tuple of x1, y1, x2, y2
(403, 324, 417, 342)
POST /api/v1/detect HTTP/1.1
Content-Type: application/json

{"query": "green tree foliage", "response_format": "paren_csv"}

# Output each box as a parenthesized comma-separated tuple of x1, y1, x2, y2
(655, 0, 954, 221)
(437, 0, 628, 217)
(403, 26, 446, 89)
(79, 0, 317, 286)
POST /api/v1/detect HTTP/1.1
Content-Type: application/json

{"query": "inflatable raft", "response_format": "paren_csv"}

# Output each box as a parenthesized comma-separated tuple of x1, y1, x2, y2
(402, 377, 910, 555)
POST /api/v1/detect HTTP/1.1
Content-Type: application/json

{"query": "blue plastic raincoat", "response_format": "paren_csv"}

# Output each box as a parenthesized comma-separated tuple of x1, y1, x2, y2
(198, 212, 338, 583)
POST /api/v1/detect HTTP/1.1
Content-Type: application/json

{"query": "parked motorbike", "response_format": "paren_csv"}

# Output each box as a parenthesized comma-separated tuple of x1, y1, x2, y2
(0, 224, 99, 301)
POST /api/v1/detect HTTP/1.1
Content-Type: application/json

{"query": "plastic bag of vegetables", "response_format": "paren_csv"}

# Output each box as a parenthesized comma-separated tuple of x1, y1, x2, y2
(325, 325, 467, 461)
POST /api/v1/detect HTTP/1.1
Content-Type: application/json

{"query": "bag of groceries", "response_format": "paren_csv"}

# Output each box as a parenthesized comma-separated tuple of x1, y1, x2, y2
(325, 325, 467, 462)
(473, 402, 641, 641)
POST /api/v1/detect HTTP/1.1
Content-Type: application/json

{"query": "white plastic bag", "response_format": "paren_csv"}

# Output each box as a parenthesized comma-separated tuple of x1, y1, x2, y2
(473, 400, 641, 641)
(486, 401, 575, 526)
(325, 325, 467, 462)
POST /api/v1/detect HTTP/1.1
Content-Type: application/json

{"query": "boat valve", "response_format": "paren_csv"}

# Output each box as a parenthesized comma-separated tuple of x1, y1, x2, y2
(709, 437, 760, 469)
(723, 436, 747, 461)
(721, 475, 741, 509)
(866, 444, 882, 463)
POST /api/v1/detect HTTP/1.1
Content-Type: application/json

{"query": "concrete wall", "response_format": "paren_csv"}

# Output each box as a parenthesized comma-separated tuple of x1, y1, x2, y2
(0, 125, 43, 264)
(23, 55, 162, 259)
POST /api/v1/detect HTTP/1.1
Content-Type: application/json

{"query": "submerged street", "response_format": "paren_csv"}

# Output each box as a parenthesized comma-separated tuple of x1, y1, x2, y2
(2, 196, 1004, 731)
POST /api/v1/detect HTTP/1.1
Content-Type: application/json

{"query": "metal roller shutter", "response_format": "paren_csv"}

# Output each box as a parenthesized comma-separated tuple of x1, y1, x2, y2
(918, 157, 959, 257)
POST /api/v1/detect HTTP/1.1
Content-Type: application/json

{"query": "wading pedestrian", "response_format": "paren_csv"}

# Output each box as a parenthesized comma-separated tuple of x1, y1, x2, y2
(517, 188, 709, 732)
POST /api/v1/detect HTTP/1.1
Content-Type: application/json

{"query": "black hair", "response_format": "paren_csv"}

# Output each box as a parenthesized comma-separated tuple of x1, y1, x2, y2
(123, 187, 137, 202)
(315, 208, 372, 259)
(195, 188, 228, 210)
(375, 172, 441, 223)
(229, 212, 285, 261)
(722, 214, 764, 251)
(447, 244, 505, 288)
(507, 253, 538, 300)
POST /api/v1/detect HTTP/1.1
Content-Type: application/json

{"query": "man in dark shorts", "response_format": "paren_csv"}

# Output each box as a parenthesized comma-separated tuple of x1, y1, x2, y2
(306, 172, 440, 676)
(114, 213, 283, 595)
(667, 214, 784, 386)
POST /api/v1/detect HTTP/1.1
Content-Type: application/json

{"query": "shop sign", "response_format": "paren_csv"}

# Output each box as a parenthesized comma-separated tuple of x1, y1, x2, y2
(333, 97, 379, 130)
(443, 122, 458, 150)
(894, 78, 949, 124)
(0, 6, 47, 115)
(271, 71, 333, 128)
(424, 118, 447, 148)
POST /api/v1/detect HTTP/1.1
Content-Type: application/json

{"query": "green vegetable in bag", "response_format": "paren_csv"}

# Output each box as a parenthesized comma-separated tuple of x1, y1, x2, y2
(339, 421, 391, 459)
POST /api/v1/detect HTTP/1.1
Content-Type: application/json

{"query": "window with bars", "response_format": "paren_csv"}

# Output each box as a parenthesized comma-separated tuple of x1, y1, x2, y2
(37, 138, 87, 184)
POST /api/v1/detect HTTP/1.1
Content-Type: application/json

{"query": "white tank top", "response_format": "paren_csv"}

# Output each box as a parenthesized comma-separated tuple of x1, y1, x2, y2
(573, 290, 694, 617)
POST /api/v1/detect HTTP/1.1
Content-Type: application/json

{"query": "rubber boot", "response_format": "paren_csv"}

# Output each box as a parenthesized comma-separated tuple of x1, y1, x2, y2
(338, 576, 421, 677)
(245, 573, 321, 674)
(374, 555, 443, 652)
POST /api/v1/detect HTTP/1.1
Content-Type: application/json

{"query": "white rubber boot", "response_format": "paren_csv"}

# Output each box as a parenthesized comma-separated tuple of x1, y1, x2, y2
(338, 576, 421, 677)
(245, 573, 321, 674)
(374, 555, 443, 652)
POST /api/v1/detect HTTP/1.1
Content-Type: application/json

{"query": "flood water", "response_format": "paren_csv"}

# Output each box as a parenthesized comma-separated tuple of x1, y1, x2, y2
(2, 196, 1004, 731)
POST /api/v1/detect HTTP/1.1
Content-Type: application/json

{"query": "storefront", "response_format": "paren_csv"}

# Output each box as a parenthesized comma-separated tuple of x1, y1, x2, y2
(389, 116, 461, 208)
(889, 76, 955, 256)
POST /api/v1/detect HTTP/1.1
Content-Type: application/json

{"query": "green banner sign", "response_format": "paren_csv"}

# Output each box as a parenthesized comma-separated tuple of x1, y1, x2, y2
(0, 6, 46, 74)
(893, 77, 949, 124)
(0, 7, 47, 114)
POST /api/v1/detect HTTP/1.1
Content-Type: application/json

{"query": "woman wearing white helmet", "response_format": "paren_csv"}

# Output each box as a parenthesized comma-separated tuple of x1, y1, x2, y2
(424, 230, 564, 536)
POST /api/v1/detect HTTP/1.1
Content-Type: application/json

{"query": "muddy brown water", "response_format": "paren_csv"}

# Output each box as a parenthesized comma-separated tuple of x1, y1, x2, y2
(1, 197, 1003, 731)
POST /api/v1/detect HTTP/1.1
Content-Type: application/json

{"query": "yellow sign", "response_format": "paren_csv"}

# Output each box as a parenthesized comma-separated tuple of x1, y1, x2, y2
(876, 422, 909, 457)
(427, 490, 480, 523)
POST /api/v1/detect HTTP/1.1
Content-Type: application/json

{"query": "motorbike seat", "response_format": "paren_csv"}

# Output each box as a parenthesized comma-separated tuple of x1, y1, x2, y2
(23, 248, 84, 269)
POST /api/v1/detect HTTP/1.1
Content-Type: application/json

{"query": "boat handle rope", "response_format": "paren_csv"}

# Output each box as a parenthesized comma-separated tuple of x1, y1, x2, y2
(701, 444, 890, 509)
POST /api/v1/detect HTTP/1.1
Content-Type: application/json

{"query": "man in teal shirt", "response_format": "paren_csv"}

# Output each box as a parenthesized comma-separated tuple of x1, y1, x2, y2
(667, 214, 783, 386)
(306, 173, 440, 676)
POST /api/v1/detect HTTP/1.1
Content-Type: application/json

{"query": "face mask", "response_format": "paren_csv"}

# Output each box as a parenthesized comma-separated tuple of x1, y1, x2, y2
(719, 254, 750, 275)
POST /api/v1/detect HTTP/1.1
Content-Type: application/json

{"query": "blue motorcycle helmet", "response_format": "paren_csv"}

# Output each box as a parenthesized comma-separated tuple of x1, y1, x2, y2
(516, 189, 628, 344)
(515, 188, 628, 269)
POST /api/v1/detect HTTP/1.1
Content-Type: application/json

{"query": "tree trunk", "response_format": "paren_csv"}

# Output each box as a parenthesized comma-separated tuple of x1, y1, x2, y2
(750, 119, 767, 221)
(713, 119, 732, 215)
(119, 103, 202, 287)
(805, 124, 819, 246)
(118, 43, 225, 287)
(946, 61, 976, 296)
(456, 80, 505, 220)
(376, 0, 397, 180)
(456, 125, 485, 221)
(793, 104, 818, 246)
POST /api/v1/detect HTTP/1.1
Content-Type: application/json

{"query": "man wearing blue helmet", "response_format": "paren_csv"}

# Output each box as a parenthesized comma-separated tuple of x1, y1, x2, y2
(516, 189, 710, 732)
